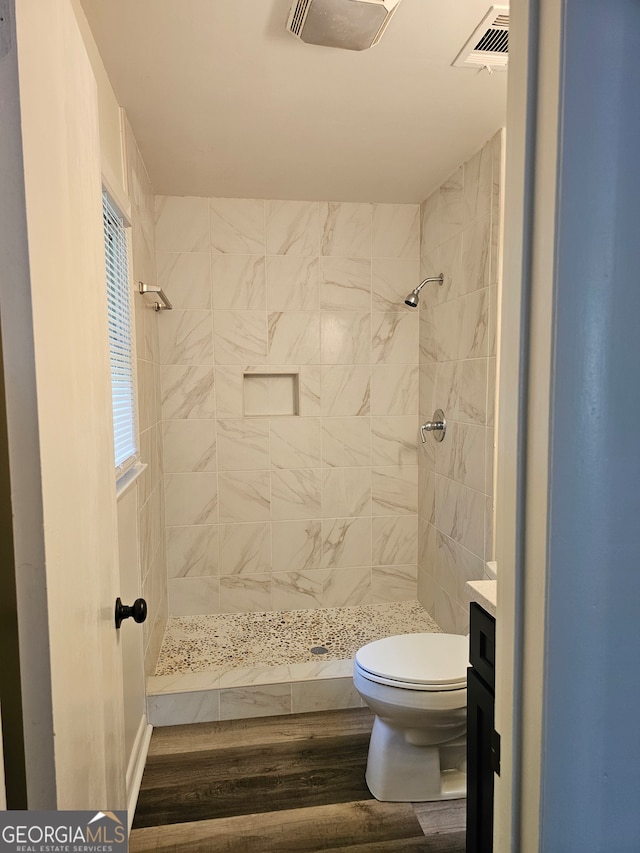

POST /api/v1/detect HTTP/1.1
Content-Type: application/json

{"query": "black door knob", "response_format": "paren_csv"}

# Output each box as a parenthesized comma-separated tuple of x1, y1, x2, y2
(115, 597, 148, 629)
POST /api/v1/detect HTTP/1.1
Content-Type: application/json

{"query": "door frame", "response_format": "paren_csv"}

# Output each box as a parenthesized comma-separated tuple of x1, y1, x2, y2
(0, 317, 27, 809)
(496, 0, 640, 848)
(0, 0, 56, 806)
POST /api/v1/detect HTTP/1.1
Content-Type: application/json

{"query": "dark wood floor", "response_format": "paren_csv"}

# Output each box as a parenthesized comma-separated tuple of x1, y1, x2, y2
(130, 707, 466, 852)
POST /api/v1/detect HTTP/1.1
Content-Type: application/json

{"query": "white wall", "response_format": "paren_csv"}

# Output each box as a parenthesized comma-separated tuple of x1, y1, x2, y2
(69, 0, 126, 196)
(71, 0, 169, 678)
(73, 0, 169, 676)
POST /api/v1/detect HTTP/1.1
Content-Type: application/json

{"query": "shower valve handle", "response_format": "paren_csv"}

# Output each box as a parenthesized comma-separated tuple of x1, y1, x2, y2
(420, 410, 446, 443)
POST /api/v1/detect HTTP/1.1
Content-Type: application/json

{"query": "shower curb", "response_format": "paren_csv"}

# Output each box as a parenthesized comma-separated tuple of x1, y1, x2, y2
(146, 658, 363, 726)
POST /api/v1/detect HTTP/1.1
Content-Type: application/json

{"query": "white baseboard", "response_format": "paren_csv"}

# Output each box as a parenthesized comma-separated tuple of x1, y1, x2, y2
(126, 714, 153, 833)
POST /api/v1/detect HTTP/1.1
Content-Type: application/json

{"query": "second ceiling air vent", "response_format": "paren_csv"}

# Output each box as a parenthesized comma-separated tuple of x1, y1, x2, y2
(452, 5, 509, 71)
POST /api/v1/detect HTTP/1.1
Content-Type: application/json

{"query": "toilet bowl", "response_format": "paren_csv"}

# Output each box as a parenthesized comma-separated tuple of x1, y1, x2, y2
(353, 632, 468, 802)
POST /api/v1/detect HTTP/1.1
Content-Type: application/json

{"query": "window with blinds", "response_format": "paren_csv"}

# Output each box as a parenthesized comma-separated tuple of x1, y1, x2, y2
(103, 190, 138, 476)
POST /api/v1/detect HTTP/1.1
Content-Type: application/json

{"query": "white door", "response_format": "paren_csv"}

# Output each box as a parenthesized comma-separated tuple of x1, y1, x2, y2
(0, 0, 126, 807)
(117, 486, 152, 823)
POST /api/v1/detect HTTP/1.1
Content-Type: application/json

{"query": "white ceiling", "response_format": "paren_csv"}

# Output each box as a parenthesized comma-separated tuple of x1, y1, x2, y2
(80, 0, 507, 203)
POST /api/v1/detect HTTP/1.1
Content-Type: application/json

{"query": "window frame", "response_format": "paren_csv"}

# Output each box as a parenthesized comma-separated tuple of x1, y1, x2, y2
(102, 185, 139, 480)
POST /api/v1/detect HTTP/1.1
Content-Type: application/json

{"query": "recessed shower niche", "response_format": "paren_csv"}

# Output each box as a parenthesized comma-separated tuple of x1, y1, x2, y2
(243, 371, 300, 416)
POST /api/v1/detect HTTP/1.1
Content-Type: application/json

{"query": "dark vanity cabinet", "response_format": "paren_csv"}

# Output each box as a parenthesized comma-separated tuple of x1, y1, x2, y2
(467, 602, 499, 853)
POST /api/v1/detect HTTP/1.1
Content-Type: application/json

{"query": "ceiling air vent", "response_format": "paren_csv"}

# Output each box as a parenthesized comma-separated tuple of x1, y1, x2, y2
(286, 0, 403, 51)
(452, 5, 509, 71)
(289, 0, 312, 35)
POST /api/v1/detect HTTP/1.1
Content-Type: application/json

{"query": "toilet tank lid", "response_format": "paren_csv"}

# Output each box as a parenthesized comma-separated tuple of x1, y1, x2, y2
(355, 632, 469, 686)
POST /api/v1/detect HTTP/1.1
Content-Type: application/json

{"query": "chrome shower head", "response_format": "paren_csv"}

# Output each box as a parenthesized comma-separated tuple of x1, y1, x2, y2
(404, 274, 444, 308)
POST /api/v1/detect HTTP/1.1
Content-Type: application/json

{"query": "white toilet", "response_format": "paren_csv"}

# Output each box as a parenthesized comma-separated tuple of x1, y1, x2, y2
(353, 632, 468, 802)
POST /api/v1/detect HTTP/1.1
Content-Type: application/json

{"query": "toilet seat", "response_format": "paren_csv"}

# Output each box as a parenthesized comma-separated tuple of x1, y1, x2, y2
(355, 633, 468, 692)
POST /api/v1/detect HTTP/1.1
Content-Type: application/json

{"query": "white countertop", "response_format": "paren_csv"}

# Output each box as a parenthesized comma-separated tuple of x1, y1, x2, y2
(466, 579, 497, 618)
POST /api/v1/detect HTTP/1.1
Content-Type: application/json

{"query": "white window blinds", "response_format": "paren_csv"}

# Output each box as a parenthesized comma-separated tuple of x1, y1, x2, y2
(103, 190, 138, 475)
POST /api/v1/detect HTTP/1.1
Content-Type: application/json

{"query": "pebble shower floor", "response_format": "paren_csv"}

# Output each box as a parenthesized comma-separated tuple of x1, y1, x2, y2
(155, 600, 441, 676)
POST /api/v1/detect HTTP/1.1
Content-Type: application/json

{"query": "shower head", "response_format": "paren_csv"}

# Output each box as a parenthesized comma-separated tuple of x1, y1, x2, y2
(404, 274, 444, 308)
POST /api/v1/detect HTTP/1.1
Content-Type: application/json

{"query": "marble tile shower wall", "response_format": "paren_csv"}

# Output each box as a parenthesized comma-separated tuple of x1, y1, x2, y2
(417, 130, 503, 634)
(154, 197, 422, 616)
(124, 117, 168, 674)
